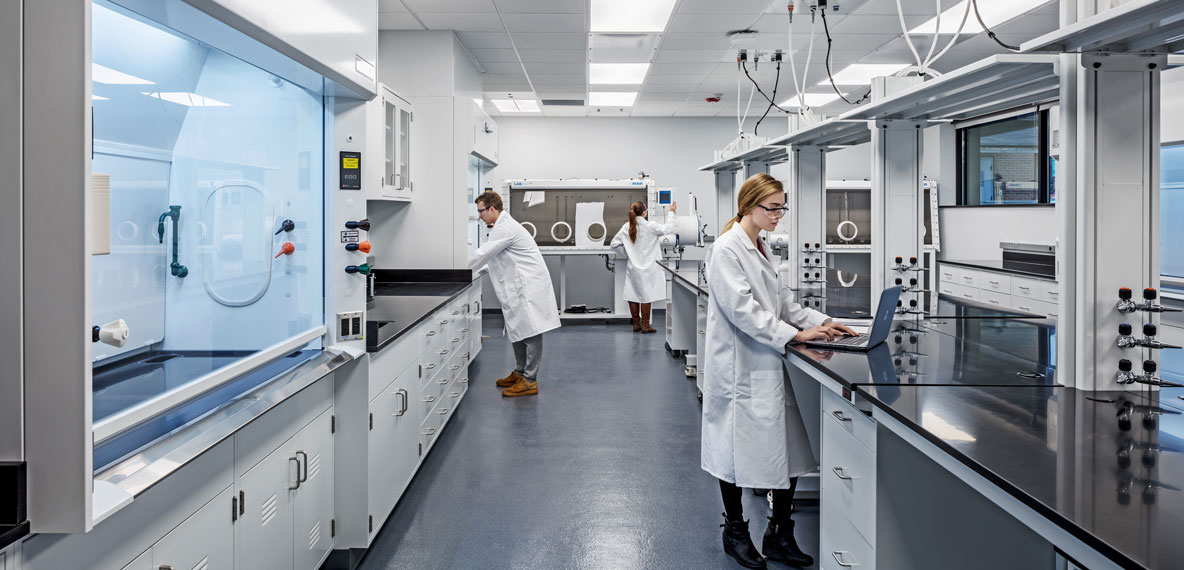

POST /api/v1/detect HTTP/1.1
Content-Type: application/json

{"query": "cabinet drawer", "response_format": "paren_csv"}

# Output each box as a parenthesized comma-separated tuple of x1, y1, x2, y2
(938, 266, 958, 285)
(418, 319, 442, 353)
(369, 334, 418, 402)
(1038, 280, 1060, 304)
(938, 281, 979, 302)
(979, 290, 1010, 309)
(822, 416, 877, 542)
(420, 399, 444, 449)
(978, 272, 1011, 293)
(822, 390, 876, 453)
(1011, 297, 1058, 318)
(953, 266, 979, 288)
(1010, 277, 1044, 300)
(821, 496, 876, 570)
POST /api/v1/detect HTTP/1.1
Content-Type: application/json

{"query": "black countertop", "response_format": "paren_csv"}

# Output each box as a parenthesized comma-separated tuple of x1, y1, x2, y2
(941, 259, 1056, 280)
(366, 270, 478, 353)
(856, 384, 1184, 570)
(0, 522, 29, 551)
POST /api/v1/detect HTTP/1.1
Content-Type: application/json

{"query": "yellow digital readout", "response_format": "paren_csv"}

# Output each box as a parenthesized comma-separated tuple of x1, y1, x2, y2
(342, 157, 360, 169)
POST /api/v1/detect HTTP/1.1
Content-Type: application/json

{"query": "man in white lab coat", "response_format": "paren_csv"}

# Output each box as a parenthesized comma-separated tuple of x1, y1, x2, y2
(469, 191, 561, 397)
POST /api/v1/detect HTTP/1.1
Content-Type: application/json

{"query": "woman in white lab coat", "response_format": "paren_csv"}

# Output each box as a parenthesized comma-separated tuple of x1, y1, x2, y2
(609, 200, 677, 333)
(702, 173, 855, 569)
(469, 191, 562, 397)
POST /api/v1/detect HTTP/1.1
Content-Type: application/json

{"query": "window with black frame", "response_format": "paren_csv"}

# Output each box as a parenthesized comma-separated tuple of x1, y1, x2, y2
(957, 111, 1052, 206)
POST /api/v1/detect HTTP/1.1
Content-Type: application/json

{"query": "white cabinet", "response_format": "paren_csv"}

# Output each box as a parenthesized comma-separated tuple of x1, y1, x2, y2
(367, 361, 420, 541)
(471, 102, 498, 164)
(121, 487, 235, 570)
(237, 408, 335, 570)
(938, 263, 1057, 318)
(153, 486, 235, 570)
(367, 84, 414, 202)
(820, 390, 877, 570)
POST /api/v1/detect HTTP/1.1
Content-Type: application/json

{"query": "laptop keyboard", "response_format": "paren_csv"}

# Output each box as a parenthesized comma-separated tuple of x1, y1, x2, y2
(825, 335, 866, 346)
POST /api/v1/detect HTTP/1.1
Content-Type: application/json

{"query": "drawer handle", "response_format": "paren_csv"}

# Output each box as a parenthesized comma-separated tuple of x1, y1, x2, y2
(439, 349, 449, 355)
(988, 299, 1000, 305)
(423, 395, 436, 402)
(457, 377, 469, 383)
(698, 330, 706, 334)
(437, 408, 449, 414)
(450, 392, 460, 398)
(422, 428, 436, 435)
(1017, 305, 1031, 311)
(1047, 291, 1059, 297)
(452, 337, 461, 343)
(962, 276, 973, 281)
(450, 365, 461, 371)
(831, 466, 854, 480)
(831, 410, 852, 422)
(962, 293, 973, 299)
(438, 377, 449, 385)
(988, 280, 1000, 285)
(832, 551, 859, 567)
(461, 328, 470, 332)
(426, 331, 436, 337)
(1018, 286, 1031, 292)
(452, 310, 460, 316)
(441, 320, 450, 325)
(425, 363, 436, 370)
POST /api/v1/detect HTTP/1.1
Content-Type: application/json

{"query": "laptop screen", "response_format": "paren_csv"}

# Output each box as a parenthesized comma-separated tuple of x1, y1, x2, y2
(867, 286, 903, 347)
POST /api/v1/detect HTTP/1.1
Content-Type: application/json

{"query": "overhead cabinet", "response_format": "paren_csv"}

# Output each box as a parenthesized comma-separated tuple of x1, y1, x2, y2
(368, 84, 415, 202)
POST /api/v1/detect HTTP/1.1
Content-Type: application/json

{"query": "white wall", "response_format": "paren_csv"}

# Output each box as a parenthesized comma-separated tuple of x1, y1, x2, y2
(1164, 67, 1184, 143)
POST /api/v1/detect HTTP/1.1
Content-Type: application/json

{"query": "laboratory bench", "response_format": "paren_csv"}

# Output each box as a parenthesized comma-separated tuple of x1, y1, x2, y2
(366, 269, 482, 353)
(659, 258, 1179, 569)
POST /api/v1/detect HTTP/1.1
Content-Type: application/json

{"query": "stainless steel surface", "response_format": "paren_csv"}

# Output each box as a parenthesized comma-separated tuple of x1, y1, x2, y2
(1000, 242, 1056, 254)
(95, 349, 352, 498)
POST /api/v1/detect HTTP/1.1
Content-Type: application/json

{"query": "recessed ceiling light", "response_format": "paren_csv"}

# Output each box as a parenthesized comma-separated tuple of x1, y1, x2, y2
(142, 92, 230, 107)
(818, 63, 910, 86)
(92, 63, 153, 85)
(491, 99, 541, 113)
(910, 0, 1054, 34)
(591, 0, 678, 33)
(780, 93, 842, 107)
(590, 63, 651, 85)
(589, 92, 638, 107)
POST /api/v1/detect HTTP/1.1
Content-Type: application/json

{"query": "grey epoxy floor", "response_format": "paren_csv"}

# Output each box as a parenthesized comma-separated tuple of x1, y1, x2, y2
(357, 313, 819, 570)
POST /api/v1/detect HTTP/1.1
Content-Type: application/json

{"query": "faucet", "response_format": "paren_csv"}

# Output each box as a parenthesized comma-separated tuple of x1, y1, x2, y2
(157, 205, 188, 278)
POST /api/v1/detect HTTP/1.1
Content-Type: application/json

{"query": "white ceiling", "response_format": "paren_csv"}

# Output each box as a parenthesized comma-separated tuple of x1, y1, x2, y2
(379, 0, 1060, 118)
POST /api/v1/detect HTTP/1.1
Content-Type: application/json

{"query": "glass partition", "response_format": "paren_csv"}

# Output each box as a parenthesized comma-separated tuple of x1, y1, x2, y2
(957, 111, 1051, 206)
(90, 1, 326, 467)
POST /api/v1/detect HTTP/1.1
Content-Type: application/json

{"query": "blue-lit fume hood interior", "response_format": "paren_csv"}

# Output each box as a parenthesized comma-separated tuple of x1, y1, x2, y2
(90, 1, 327, 468)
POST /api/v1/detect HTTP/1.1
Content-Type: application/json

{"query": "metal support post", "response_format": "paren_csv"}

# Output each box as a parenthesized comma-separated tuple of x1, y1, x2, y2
(715, 169, 736, 236)
(1074, 52, 1165, 391)
(871, 120, 926, 310)
(791, 146, 827, 290)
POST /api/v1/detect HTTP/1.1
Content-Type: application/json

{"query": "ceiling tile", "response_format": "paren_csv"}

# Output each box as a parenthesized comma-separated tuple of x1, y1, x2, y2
(379, 0, 408, 13)
(543, 106, 591, 116)
(660, 33, 734, 51)
(654, 50, 731, 63)
(496, 0, 584, 13)
(523, 62, 586, 76)
(645, 75, 707, 86)
(402, 0, 496, 13)
(677, 0, 781, 15)
(482, 62, 530, 74)
(667, 13, 760, 34)
(648, 62, 718, 75)
(510, 33, 587, 50)
(457, 31, 513, 48)
(503, 13, 585, 33)
(638, 92, 691, 101)
(472, 48, 521, 63)
(482, 73, 532, 91)
(518, 49, 587, 63)
(531, 76, 588, 88)
(379, 13, 425, 30)
(418, 13, 505, 32)
(674, 109, 723, 116)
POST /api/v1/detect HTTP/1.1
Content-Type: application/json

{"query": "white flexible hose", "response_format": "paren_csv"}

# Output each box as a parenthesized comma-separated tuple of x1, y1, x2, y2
(922, 0, 972, 71)
(920, 0, 941, 74)
(895, 0, 924, 71)
(786, 7, 818, 124)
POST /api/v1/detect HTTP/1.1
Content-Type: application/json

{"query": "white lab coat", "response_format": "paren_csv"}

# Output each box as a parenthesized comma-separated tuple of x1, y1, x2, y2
(609, 212, 676, 303)
(701, 225, 829, 488)
(468, 212, 561, 342)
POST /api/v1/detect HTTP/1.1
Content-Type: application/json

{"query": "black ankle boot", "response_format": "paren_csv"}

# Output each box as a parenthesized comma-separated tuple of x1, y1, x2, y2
(762, 517, 814, 567)
(721, 514, 767, 569)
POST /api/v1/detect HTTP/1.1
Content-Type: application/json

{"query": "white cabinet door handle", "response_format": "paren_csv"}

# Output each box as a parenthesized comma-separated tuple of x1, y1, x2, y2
(832, 466, 854, 480)
(832, 551, 859, 567)
(831, 410, 852, 422)
(426, 331, 436, 337)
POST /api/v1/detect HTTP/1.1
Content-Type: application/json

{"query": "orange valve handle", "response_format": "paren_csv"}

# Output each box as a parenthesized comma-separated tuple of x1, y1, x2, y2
(274, 242, 295, 258)
(345, 241, 371, 253)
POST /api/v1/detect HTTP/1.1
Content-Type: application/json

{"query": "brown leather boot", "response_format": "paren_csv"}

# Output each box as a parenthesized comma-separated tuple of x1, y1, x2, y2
(629, 302, 641, 332)
(496, 370, 523, 387)
(501, 377, 538, 397)
(640, 303, 657, 334)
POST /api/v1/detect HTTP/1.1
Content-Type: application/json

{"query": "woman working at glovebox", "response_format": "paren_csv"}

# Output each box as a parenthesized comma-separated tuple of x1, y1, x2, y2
(702, 173, 856, 569)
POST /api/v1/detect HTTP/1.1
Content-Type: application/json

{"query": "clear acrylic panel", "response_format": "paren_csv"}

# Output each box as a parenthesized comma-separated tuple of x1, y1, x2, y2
(90, 1, 326, 460)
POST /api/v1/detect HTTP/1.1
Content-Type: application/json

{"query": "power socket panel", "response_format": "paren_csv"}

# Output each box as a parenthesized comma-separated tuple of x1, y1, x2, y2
(337, 311, 363, 341)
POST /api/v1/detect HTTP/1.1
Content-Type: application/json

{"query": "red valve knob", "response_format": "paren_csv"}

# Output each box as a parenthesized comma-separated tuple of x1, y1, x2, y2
(274, 242, 295, 258)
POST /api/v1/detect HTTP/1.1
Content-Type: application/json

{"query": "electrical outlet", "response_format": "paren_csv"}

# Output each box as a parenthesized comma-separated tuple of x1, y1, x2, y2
(337, 311, 363, 341)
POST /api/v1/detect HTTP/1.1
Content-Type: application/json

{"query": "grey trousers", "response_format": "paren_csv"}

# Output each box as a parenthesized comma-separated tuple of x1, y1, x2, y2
(512, 334, 543, 381)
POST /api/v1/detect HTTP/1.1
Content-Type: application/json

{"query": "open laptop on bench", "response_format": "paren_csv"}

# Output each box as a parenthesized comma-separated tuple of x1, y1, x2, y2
(805, 286, 902, 351)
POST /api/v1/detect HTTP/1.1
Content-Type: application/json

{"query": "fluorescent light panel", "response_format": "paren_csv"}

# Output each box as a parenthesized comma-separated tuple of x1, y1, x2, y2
(589, 92, 638, 106)
(819, 63, 910, 86)
(589, 63, 650, 85)
(591, 0, 678, 33)
(491, 99, 540, 113)
(142, 92, 231, 107)
(92, 94, 109, 101)
(92, 63, 153, 85)
(910, 0, 1054, 34)
(780, 93, 842, 107)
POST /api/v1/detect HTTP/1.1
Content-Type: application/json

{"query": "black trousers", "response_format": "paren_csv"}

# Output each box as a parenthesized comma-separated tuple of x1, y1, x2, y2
(720, 478, 797, 523)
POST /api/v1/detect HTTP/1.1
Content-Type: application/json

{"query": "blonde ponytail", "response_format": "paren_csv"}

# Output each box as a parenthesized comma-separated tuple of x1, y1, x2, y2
(627, 201, 646, 242)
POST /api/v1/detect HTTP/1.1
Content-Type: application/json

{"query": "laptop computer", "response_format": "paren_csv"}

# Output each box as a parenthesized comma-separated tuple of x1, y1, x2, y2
(805, 286, 902, 351)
